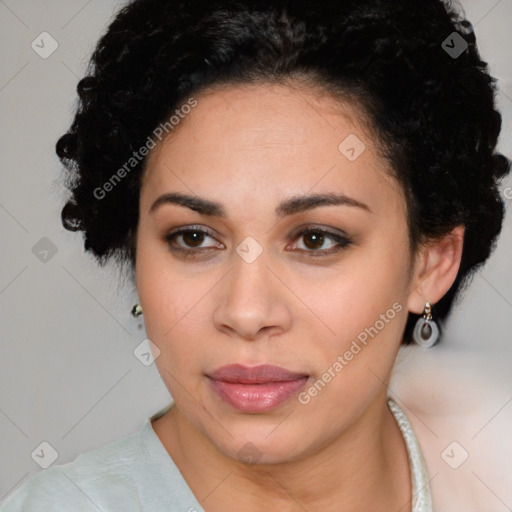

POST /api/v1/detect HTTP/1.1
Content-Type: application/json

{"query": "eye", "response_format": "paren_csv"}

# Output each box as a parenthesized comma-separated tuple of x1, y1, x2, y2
(290, 227, 352, 257)
(164, 226, 222, 256)
(163, 225, 352, 259)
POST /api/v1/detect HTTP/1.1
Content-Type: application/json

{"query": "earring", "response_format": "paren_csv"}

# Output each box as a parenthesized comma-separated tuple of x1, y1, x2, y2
(131, 304, 143, 317)
(413, 302, 439, 348)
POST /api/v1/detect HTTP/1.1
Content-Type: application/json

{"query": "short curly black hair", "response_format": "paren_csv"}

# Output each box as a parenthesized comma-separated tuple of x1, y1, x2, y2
(56, 0, 510, 344)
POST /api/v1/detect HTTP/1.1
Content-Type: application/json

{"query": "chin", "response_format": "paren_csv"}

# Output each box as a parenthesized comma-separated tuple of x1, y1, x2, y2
(215, 428, 307, 466)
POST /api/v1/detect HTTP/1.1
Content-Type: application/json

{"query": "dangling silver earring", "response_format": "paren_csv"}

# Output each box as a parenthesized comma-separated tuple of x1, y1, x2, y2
(131, 304, 143, 317)
(413, 302, 439, 348)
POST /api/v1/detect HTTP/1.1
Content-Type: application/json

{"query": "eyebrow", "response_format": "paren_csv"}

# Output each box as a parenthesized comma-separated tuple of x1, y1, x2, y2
(149, 191, 371, 217)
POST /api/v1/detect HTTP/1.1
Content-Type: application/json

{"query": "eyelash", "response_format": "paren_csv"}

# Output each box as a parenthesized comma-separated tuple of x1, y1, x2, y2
(163, 225, 352, 259)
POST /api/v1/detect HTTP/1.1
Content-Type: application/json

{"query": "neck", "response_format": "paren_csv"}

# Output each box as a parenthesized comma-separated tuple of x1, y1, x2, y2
(153, 393, 411, 512)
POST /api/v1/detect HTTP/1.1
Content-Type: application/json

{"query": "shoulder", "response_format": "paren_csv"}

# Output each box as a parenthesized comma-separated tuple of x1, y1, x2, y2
(0, 427, 146, 512)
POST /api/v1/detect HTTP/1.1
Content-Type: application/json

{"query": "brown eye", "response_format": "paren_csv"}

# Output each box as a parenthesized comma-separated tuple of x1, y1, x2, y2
(164, 226, 221, 255)
(302, 231, 326, 250)
(180, 230, 206, 248)
(292, 227, 352, 257)
(164, 225, 352, 260)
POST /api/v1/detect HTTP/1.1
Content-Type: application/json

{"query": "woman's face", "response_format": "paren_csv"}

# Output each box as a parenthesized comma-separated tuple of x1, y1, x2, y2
(136, 82, 417, 464)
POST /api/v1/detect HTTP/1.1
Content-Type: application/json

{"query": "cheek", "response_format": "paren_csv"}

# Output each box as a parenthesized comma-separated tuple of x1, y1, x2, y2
(294, 270, 408, 425)
(300, 242, 410, 393)
(319, 246, 408, 335)
(136, 256, 213, 377)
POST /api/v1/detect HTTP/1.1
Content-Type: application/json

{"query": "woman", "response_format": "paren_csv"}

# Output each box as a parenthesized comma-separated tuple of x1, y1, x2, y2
(1, 0, 509, 510)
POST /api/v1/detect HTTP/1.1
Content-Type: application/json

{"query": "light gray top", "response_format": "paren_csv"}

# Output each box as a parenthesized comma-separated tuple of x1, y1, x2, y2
(0, 398, 431, 511)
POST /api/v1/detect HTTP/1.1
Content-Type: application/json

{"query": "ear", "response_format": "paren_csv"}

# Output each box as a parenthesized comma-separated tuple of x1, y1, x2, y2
(407, 225, 465, 314)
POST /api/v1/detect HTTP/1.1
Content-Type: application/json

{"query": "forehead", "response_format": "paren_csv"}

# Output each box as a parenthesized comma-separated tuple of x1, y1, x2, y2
(141, 82, 403, 217)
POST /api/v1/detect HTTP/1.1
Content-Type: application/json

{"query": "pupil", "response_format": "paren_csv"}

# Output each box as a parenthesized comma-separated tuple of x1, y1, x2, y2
(304, 232, 323, 250)
(184, 231, 204, 247)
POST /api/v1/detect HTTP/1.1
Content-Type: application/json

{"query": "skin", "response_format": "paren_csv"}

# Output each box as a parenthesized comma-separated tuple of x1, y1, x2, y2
(135, 81, 464, 511)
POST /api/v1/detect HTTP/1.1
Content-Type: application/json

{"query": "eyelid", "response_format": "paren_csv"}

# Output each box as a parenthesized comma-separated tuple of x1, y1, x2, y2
(164, 225, 223, 249)
(169, 224, 218, 239)
(288, 226, 352, 257)
(288, 224, 351, 242)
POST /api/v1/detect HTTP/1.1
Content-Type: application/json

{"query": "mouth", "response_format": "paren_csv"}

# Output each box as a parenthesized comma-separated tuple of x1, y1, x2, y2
(206, 364, 309, 413)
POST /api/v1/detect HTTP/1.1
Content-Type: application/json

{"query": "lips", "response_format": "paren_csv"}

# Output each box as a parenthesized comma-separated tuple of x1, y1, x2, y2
(208, 364, 308, 384)
(207, 364, 309, 412)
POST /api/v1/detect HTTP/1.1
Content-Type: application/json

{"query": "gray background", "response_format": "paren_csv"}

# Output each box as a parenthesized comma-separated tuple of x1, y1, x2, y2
(1, 0, 511, 508)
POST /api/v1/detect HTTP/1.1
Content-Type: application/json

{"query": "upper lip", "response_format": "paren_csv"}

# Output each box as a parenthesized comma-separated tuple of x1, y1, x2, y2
(208, 364, 308, 384)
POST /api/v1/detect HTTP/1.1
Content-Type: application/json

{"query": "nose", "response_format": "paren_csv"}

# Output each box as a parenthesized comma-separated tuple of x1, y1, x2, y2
(212, 252, 292, 341)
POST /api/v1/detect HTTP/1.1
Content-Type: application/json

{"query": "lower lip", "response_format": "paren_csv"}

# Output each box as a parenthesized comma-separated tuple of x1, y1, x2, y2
(208, 377, 309, 413)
